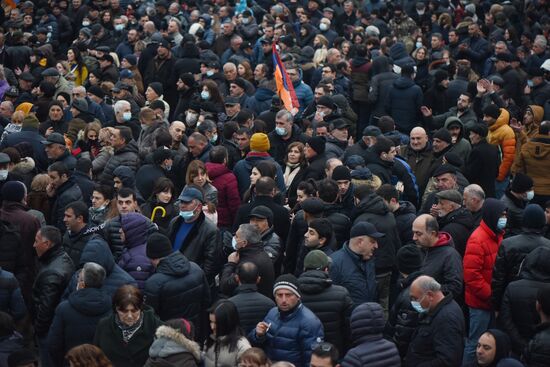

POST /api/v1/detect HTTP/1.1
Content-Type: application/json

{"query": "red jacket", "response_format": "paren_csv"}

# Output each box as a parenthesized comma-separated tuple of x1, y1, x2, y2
(205, 162, 241, 228)
(464, 220, 503, 310)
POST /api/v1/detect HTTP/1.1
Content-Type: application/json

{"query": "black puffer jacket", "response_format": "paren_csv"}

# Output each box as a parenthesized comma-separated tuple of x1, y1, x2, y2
(47, 287, 112, 365)
(491, 230, 550, 311)
(385, 271, 423, 357)
(64, 236, 137, 299)
(368, 56, 399, 119)
(0, 221, 25, 290)
(283, 210, 308, 274)
(298, 270, 354, 355)
(100, 140, 140, 185)
(524, 322, 550, 367)
(167, 213, 220, 286)
(437, 207, 475, 257)
(101, 215, 158, 262)
(395, 201, 417, 244)
(31, 246, 74, 337)
(62, 225, 99, 266)
(342, 302, 401, 367)
(353, 193, 401, 272)
(323, 202, 351, 249)
(404, 294, 465, 367)
(499, 246, 550, 354)
(50, 177, 83, 233)
(144, 252, 210, 338)
(228, 284, 275, 335)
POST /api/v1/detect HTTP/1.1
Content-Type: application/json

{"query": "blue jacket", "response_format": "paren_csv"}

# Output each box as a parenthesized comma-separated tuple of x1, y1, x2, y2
(233, 153, 286, 196)
(330, 243, 377, 307)
(342, 302, 401, 367)
(64, 236, 137, 299)
(245, 87, 275, 115)
(0, 127, 48, 171)
(386, 76, 423, 134)
(249, 303, 324, 367)
(0, 268, 26, 321)
(292, 75, 313, 113)
(48, 287, 112, 366)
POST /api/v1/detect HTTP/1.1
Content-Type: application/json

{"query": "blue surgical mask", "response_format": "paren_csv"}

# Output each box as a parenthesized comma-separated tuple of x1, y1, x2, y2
(179, 210, 195, 220)
(526, 190, 534, 201)
(210, 134, 218, 143)
(201, 91, 210, 100)
(410, 299, 429, 314)
(114, 24, 125, 31)
(415, 41, 423, 49)
(232, 237, 238, 250)
(527, 80, 534, 88)
(206, 70, 214, 77)
(497, 217, 507, 231)
(123, 111, 132, 121)
(275, 127, 287, 136)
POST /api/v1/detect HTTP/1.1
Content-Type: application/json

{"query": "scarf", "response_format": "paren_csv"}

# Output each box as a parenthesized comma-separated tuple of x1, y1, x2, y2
(115, 312, 144, 343)
(284, 163, 301, 188)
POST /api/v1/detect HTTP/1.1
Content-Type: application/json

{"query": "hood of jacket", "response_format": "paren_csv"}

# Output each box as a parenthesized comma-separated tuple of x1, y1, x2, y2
(396, 200, 416, 216)
(115, 140, 139, 155)
(351, 56, 369, 68)
(482, 198, 508, 235)
(356, 192, 389, 216)
(80, 236, 115, 273)
(113, 165, 136, 187)
(520, 246, 550, 282)
(205, 162, 231, 180)
(489, 108, 510, 132)
(12, 157, 35, 175)
(525, 134, 550, 160)
(444, 116, 464, 139)
(350, 302, 385, 342)
(120, 213, 149, 248)
(298, 270, 331, 294)
(68, 287, 112, 316)
(529, 105, 544, 125)
(433, 232, 453, 248)
(389, 42, 408, 61)
(157, 252, 190, 277)
(370, 55, 391, 75)
(149, 325, 201, 361)
(393, 76, 416, 89)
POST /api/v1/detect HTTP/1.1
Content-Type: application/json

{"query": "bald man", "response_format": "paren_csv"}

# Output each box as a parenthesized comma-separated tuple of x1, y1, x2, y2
(412, 214, 463, 299)
(400, 127, 437, 195)
(406, 275, 465, 366)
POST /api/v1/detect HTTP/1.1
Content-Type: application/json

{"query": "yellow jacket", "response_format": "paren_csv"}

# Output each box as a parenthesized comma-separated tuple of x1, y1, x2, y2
(487, 108, 516, 181)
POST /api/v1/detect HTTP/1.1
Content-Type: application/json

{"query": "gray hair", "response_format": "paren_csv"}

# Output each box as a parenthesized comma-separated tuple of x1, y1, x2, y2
(464, 184, 485, 200)
(73, 86, 86, 94)
(275, 109, 293, 123)
(238, 223, 261, 245)
(534, 35, 548, 48)
(325, 158, 342, 170)
(169, 17, 181, 30)
(271, 363, 296, 367)
(114, 100, 131, 115)
(416, 275, 441, 293)
(81, 262, 106, 289)
(0, 101, 14, 113)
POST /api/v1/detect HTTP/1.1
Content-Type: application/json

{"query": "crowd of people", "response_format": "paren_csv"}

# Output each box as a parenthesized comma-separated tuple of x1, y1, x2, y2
(0, 0, 549, 366)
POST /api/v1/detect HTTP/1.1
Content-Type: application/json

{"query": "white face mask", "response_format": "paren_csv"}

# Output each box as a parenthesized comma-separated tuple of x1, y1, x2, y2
(122, 111, 132, 121)
(0, 170, 8, 181)
(114, 24, 125, 31)
(242, 17, 250, 25)
(82, 20, 90, 27)
(319, 23, 328, 31)
(526, 190, 535, 201)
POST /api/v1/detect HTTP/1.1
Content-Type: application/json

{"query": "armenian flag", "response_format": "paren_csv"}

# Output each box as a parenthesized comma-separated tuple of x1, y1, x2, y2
(272, 44, 299, 112)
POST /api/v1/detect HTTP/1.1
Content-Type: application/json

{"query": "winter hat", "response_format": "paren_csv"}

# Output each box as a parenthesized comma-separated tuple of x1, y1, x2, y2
(483, 104, 500, 119)
(433, 128, 452, 144)
(231, 77, 247, 91)
(250, 133, 270, 152)
(307, 136, 326, 155)
(123, 54, 137, 66)
(511, 172, 534, 193)
(22, 114, 39, 129)
(148, 82, 164, 97)
(1, 181, 26, 203)
(71, 98, 88, 113)
(304, 250, 330, 271)
(434, 69, 449, 84)
(522, 204, 546, 229)
(88, 85, 105, 99)
(345, 155, 365, 169)
(317, 96, 335, 109)
(396, 244, 423, 274)
(469, 123, 488, 138)
(146, 232, 173, 259)
(179, 73, 196, 88)
(443, 152, 463, 168)
(332, 165, 351, 181)
(273, 274, 301, 298)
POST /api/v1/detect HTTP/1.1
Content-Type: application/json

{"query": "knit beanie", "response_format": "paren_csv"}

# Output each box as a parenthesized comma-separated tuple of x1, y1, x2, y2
(434, 69, 449, 84)
(396, 244, 423, 274)
(511, 172, 534, 193)
(1, 181, 26, 203)
(148, 82, 164, 97)
(250, 133, 270, 152)
(22, 114, 39, 130)
(123, 54, 137, 66)
(522, 204, 546, 229)
(273, 274, 301, 298)
(146, 232, 173, 259)
(483, 104, 500, 119)
(307, 136, 326, 155)
(304, 250, 330, 271)
(433, 128, 452, 144)
(332, 165, 351, 181)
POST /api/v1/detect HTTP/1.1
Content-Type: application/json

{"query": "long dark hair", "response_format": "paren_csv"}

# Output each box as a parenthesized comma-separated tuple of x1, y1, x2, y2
(205, 300, 243, 353)
(69, 46, 85, 75)
(242, 160, 278, 203)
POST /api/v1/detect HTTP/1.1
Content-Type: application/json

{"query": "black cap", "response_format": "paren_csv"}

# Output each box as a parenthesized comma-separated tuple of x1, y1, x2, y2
(432, 164, 457, 177)
(42, 132, 66, 146)
(95, 45, 111, 53)
(363, 125, 382, 137)
(42, 67, 60, 77)
(330, 119, 351, 130)
(396, 244, 423, 274)
(19, 72, 34, 82)
(88, 85, 105, 99)
(317, 95, 335, 109)
(483, 104, 500, 119)
(300, 197, 325, 215)
(112, 82, 132, 93)
(249, 205, 274, 225)
(469, 123, 488, 137)
(495, 53, 512, 62)
(224, 96, 240, 105)
(4, 86, 19, 97)
(91, 23, 103, 35)
(350, 222, 385, 239)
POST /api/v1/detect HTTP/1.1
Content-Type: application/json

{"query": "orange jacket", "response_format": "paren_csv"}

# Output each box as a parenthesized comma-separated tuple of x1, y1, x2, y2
(487, 108, 516, 181)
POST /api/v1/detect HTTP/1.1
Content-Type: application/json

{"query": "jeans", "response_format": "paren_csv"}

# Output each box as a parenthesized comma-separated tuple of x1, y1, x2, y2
(495, 176, 510, 199)
(376, 271, 392, 320)
(463, 308, 493, 366)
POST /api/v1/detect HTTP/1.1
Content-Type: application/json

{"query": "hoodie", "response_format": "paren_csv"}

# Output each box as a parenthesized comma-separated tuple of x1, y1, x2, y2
(146, 325, 201, 367)
(444, 116, 471, 162)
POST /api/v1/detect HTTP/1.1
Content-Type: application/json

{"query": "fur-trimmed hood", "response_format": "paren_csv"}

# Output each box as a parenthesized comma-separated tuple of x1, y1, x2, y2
(149, 325, 201, 361)
(12, 157, 35, 175)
